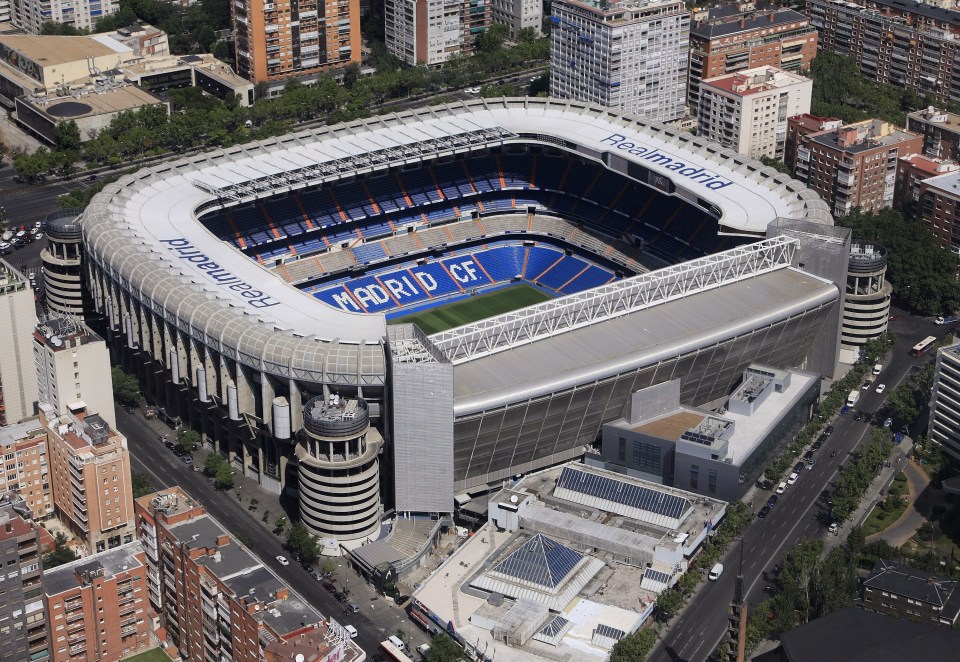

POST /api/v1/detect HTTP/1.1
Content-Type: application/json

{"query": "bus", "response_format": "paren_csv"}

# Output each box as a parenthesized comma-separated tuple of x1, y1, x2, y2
(379, 640, 415, 662)
(912, 336, 938, 357)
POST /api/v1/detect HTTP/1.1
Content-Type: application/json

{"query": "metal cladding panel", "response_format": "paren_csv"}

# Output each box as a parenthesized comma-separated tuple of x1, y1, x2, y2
(392, 361, 454, 514)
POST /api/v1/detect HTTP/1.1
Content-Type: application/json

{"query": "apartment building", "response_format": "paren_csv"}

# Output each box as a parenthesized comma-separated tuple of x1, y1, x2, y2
(791, 118, 922, 217)
(784, 113, 842, 175)
(0, 492, 54, 662)
(43, 543, 151, 662)
(550, 0, 689, 123)
(907, 107, 960, 162)
(134, 488, 362, 662)
(807, 0, 960, 106)
(13, 0, 118, 33)
(688, 3, 818, 112)
(929, 340, 960, 461)
(0, 260, 38, 426)
(697, 65, 812, 160)
(232, 0, 360, 92)
(918, 169, 960, 252)
(43, 403, 135, 555)
(263, 621, 367, 662)
(385, 0, 490, 66)
(0, 422, 51, 520)
(895, 153, 958, 211)
(34, 317, 115, 431)
(491, 0, 541, 38)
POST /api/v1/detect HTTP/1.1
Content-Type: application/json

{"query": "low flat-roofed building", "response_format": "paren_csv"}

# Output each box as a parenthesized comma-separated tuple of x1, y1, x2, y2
(16, 84, 169, 144)
(412, 462, 726, 662)
(599, 365, 820, 501)
(119, 53, 254, 106)
(263, 621, 367, 662)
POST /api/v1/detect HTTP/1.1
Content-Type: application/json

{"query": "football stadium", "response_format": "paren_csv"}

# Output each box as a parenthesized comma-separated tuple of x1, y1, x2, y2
(81, 98, 845, 541)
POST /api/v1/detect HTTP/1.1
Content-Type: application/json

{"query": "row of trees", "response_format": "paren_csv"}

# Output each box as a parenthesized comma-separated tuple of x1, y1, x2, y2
(830, 430, 894, 523)
(764, 335, 894, 484)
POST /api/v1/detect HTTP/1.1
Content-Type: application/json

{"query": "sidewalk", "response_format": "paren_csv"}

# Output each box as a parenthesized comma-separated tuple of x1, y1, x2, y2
(866, 458, 930, 547)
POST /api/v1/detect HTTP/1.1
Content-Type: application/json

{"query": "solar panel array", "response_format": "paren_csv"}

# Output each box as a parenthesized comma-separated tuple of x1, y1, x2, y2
(680, 430, 716, 446)
(594, 624, 626, 641)
(644, 568, 672, 585)
(556, 467, 690, 520)
(539, 615, 571, 638)
(493, 533, 584, 589)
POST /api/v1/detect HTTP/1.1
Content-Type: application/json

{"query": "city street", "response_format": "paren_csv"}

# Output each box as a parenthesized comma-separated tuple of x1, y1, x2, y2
(117, 406, 428, 658)
(649, 312, 941, 662)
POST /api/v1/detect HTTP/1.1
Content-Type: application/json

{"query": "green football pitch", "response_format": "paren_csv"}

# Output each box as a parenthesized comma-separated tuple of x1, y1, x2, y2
(388, 284, 553, 335)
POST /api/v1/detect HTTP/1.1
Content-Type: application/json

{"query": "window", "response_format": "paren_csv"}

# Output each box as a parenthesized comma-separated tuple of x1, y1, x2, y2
(618, 437, 626, 462)
(690, 465, 699, 490)
(632, 442, 661, 471)
(708, 470, 718, 494)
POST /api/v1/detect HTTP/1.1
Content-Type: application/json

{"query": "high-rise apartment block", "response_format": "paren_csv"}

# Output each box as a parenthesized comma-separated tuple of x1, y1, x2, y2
(790, 118, 922, 217)
(34, 317, 115, 431)
(895, 153, 958, 211)
(492, 0, 542, 38)
(807, 0, 960, 106)
(134, 487, 360, 662)
(918, 169, 960, 253)
(0, 492, 53, 662)
(232, 0, 360, 90)
(907, 107, 960, 163)
(929, 341, 960, 462)
(43, 403, 135, 555)
(13, 0, 117, 34)
(0, 260, 38, 426)
(784, 113, 842, 174)
(550, 0, 689, 123)
(697, 66, 812, 160)
(688, 3, 817, 112)
(43, 543, 151, 662)
(385, 0, 490, 66)
(0, 422, 52, 520)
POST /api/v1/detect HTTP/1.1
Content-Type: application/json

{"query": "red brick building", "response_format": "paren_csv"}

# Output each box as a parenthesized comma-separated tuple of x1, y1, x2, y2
(688, 3, 818, 112)
(790, 118, 923, 217)
(785, 113, 842, 175)
(895, 153, 958, 211)
(43, 543, 151, 662)
(919, 168, 960, 252)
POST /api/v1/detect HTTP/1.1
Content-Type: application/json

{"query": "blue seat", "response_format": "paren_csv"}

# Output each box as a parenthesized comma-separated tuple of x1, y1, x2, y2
(525, 246, 563, 280)
(474, 245, 525, 281)
(559, 265, 613, 294)
(538, 256, 589, 290)
(353, 242, 387, 264)
(440, 254, 492, 289)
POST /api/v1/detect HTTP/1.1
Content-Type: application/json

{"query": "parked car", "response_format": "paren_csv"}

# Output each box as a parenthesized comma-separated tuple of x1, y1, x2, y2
(394, 594, 410, 606)
(794, 461, 805, 473)
(708, 563, 724, 581)
(854, 411, 864, 422)
(806, 458, 816, 470)
(767, 495, 778, 508)
(344, 624, 358, 638)
(276, 555, 289, 566)
(776, 482, 787, 495)
(787, 472, 799, 485)
(345, 602, 360, 614)
(828, 522, 839, 535)
(334, 592, 348, 603)
(824, 425, 834, 436)
(884, 417, 893, 428)
(876, 383, 886, 394)
(757, 505, 771, 519)
(323, 581, 337, 593)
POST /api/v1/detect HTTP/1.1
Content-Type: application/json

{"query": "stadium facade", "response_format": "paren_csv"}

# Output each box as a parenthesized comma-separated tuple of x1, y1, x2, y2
(80, 99, 844, 540)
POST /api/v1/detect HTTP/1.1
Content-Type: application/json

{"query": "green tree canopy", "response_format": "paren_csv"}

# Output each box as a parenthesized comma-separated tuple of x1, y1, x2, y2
(425, 633, 462, 662)
(43, 532, 78, 569)
(175, 428, 200, 454)
(131, 472, 154, 499)
(54, 121, 82, 152)
(111, 366, 141, 404)
(204, 452, 226, 476)
(214, 463, 235, 490)
(609, 627, 658, 662)
(285, 522, 320, 564)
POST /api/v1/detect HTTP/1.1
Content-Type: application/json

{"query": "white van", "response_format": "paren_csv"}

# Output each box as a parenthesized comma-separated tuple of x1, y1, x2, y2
(417, 643, 432, 659)
(873, 363, 883, 375)
(344, 624, 358, 638)
(708, 563, 724, 581)
(388, 635, 405, 651)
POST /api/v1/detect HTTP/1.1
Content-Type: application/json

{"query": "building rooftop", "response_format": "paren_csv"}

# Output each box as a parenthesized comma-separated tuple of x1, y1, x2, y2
(0, 34, 132, 70)
(43, 541, 145, 596)
(899, 153, 957, 177)
(920, 169, 960, 195)
(168, 513, 324, 638)
(864, 559, 958, 609)
(691, 6, 811, 39)
(808, 119, 919, 154)
(135, 486, 201, 518)
(778, 607, 960, 661)
(633, 410, 706, 440)
(0, 259, 29, 295)
(264, 622, 366, 662)
(908, 106, 960, 130)
(816, 0, 960, 32)
(789, 114, 842, 133)
(34, 316, 103, 351)
(0, 421, 45, 449)
(22, 85, 164, 122)
(702, 66, 810, 97)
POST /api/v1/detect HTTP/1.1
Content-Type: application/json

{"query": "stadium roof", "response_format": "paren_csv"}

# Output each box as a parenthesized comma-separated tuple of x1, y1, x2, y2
(452, 264, 838, 415)
(83, 98, 831, 386)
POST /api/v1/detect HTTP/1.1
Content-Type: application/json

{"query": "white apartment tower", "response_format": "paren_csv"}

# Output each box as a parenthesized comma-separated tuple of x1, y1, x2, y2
(929, 342, 960, 463)
(14, 0, 118, 34)
(549, 0, 690, 123)
(33, 316, 116, 431)
(385, 0, 490, 66)
(492, 0, 541, 37)
(0, 260, 38, 426)
(697, 66, 812, 160)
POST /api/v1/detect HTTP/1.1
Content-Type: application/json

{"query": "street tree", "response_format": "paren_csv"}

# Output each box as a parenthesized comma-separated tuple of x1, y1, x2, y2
(609, 628, 657, 662)
(176, 428, 200, 454)
(131, 472, 154, 499)
(111, 366, 140, 404)
(54, 121, 82, 152)
(425, 634, 461, 662)
(214, 463, 235, 490)
(285, 522, 320, 564)
(204, 452, 226, 476)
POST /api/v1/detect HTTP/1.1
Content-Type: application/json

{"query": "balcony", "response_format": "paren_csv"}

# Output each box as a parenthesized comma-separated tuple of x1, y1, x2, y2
(837, 171, 855, 186)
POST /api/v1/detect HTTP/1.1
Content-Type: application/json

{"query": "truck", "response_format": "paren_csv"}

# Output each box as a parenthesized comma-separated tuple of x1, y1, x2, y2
(847, 390, 860, 407)
(936, 315, 958, 325)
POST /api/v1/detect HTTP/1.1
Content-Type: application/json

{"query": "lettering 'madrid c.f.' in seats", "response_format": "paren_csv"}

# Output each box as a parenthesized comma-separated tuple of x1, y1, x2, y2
(159, 238, 281, 308)
(600, 133, 734, 190)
